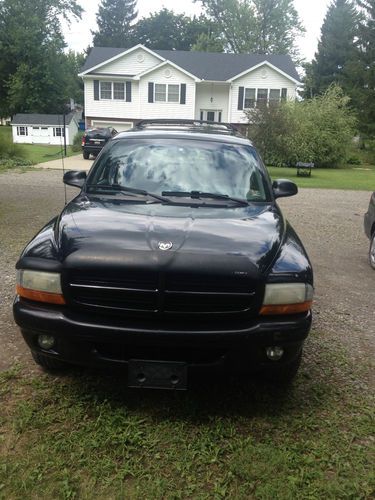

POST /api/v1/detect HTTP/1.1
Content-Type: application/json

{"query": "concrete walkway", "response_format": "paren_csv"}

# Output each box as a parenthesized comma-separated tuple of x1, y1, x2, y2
(35, 153, 94, 171)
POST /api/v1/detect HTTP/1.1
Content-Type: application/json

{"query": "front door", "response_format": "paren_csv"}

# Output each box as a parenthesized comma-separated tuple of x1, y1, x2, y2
(200, 110, 222, 122)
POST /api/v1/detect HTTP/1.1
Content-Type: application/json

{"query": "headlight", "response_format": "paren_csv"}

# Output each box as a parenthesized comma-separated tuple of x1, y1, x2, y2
(260, 283, 313, 315)
(16, 270, 65, 305)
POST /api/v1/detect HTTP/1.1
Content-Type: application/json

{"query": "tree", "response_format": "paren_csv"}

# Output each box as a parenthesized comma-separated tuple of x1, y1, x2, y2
(0, 0, 82, 116)
(198, 0, 304, 58)
(133, 9, 221, 51)
(92, 0, 137, 48)
(356, 0, 375, 138)
(248, 85, 357, 167)
(303, 0, 360, 98)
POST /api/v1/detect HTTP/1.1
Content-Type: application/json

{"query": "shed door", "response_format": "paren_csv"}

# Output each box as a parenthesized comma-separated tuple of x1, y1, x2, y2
(32, 126, 50, 144)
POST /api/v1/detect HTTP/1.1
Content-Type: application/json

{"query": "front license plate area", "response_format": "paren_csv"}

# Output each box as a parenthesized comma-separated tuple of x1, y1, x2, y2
(128, 360, 188, 390)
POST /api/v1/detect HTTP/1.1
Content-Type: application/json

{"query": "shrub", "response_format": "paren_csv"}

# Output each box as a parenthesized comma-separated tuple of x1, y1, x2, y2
(0, 132, 27, 160)
(247, 85, 357, 168)
(72, 131, 84, 152)
(0, 157, 33, 171)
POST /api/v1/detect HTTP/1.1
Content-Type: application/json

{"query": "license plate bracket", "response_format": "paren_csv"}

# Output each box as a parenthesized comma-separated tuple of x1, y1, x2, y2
(128, 359, 188, 390)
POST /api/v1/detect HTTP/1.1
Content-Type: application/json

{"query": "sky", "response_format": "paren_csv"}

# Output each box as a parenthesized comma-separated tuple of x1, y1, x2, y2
(64, 0, 332, 62)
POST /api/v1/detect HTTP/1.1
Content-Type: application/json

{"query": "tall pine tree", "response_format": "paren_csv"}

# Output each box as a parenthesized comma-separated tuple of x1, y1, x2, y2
(303, 0, 360, 98)
(357, 0, 375, 137)
(92, 0, 137, 48)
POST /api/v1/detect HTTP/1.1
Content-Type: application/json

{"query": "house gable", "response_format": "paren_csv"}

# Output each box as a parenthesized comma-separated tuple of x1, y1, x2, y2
(229, 61, 300, 85)
(79, 45, 164, 77)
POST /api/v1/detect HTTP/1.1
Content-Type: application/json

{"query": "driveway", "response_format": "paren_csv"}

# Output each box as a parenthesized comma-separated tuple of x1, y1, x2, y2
(0, 169, 374, 383)
(35, 153, 94, 171)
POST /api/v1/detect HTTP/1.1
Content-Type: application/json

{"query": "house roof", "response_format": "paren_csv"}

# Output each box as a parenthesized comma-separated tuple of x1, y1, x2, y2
(11, 112, 76, 126)
(80, 46, 301, 83)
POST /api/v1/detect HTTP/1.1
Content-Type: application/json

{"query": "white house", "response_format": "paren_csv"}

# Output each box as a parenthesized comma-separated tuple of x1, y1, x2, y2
(11, 112, 79, 145)
(79, 44, 301, 131)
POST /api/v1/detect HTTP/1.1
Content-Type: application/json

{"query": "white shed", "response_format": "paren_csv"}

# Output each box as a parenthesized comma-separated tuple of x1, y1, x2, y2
(11, 112, 79, 145)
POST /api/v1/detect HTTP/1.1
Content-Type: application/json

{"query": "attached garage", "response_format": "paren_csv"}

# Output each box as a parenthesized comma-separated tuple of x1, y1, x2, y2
(90, 120, 133, 132)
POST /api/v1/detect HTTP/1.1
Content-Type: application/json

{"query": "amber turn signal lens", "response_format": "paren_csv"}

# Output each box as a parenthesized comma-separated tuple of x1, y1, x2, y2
(259, 300, 312, 316)
(16, 285, 66, 305)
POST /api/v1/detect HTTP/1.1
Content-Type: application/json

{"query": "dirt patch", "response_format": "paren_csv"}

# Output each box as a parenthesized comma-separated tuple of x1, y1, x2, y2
(0, 170, 374, 383)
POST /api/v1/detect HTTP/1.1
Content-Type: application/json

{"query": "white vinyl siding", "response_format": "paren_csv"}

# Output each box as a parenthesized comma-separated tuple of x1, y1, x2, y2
(230, 64, 297, 123)
(139, 64, 195, 120)
(12, 119, 78, 145)
(194, 83, 230, 121)
(84, 78, 139, 120)
(94, 48, 161, 76)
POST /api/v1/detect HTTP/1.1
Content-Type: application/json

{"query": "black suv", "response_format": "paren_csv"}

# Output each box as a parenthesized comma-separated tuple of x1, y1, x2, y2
(14, 120, 313, 389)
(82, 127, 117, 159)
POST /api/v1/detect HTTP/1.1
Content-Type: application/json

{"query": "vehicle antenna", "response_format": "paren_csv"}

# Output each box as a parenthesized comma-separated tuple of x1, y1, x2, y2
(58, 113, 67, 205)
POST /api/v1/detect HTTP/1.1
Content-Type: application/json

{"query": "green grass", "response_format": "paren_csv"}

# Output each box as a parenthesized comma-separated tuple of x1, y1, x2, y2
(0, 333, 374, 499)
(267, 163, 375, 191)
(0, 126, 77, 165)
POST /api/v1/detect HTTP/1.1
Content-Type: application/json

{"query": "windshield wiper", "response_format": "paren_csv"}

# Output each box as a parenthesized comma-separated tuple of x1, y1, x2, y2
(86, 184, 170, 204)
(161, 190, 249, 207)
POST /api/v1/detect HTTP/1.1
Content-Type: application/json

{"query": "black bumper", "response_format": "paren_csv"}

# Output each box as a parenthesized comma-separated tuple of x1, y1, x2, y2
(13, 297, 312, 373)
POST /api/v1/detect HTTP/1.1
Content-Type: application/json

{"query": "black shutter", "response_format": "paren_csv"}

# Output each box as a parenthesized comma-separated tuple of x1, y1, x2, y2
(238, 86, 244, 110)
(148, 82, 154, 103)
(94, 80, 99, 100)
(180, 83, 186, 104)
(126, 81, 132, 102)
(281, 88, 287, 100)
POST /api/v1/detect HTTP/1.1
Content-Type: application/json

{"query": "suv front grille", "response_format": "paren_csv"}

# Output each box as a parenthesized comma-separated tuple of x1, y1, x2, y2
(65, 270, 259, 316)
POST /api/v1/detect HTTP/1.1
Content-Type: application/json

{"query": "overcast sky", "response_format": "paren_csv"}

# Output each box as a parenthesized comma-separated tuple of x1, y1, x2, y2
(64, 0, 331, 62)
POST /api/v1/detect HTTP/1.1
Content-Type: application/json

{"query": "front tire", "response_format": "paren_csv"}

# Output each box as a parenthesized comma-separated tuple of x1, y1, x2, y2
(369, 233, 375, 270)
(32, 352, 68, 371)
(83, 150, 90, 160)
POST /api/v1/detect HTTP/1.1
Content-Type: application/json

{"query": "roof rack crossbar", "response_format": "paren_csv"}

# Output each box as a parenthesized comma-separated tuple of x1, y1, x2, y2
(135, 119, 239, 133)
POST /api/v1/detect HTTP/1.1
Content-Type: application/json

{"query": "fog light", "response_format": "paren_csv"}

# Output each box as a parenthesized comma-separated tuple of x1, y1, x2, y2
(38, 334, 55, 350)
(266, 346, 284, 361)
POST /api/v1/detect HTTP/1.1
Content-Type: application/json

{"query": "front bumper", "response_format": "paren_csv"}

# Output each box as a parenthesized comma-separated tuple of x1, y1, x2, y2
(14, 297, 312, 373)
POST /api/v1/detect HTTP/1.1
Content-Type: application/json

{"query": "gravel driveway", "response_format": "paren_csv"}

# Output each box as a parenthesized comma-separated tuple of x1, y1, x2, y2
(0, 169, 374, 381)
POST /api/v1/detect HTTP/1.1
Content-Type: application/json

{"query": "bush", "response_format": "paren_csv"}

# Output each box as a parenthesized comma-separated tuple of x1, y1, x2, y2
(247, 85, 357, 168)
(0, 132, 27, 160)
(0, 157, 33, 171)
(72, 131, 84, 152)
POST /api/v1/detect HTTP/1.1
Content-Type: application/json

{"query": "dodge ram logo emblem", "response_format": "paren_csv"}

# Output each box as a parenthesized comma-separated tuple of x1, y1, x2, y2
(158, 241, 173, 251)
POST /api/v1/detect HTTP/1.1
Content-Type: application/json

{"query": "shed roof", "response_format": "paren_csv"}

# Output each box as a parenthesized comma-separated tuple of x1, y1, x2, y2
(11, 112, 76, 126)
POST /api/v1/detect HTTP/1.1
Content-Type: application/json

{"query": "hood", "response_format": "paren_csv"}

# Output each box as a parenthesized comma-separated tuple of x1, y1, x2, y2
(56, 195, 284, 278)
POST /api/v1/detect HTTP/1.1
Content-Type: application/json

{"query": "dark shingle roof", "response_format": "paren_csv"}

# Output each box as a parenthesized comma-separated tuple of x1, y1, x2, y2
(11, 112, 76, 126)
(80, 46, 300, 82)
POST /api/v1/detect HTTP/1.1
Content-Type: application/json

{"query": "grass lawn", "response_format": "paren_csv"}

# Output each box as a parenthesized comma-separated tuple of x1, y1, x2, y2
(0, 332, 374, 499)
(267, 164, 375, 191)
(0, 126, 77, 164)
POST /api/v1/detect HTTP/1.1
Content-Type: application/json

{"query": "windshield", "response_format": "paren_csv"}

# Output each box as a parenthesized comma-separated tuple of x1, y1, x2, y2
(87, 138, 271, 202)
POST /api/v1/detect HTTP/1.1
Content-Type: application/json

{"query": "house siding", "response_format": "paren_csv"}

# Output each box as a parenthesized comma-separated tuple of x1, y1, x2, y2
(139, 64, 196, 120)
(195, 83, 230, 121)
(94, 48, 161, 76)
(84, 78, 140, 123)
(230, 65, 297, 124)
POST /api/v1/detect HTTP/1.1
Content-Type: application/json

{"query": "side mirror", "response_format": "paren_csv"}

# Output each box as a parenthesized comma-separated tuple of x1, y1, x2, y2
(63, 170, 87, 188)
(272, 179, 298, 199)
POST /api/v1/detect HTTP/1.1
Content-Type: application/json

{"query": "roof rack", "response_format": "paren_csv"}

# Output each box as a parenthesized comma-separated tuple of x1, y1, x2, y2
(135, 119, 241, 135)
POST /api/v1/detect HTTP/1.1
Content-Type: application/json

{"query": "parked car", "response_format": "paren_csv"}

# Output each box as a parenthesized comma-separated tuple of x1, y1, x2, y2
(81, 127, 117, 159)
(13, 119, 313, 389)
(364, 191, 375, 269)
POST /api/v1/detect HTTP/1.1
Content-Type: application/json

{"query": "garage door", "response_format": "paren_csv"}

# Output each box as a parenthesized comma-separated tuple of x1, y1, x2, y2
(92, 121, 133, 132)
(32, 126, 50, 144)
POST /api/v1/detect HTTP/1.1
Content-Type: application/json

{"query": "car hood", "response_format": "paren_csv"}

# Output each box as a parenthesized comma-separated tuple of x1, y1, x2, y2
(54, 196, 285, 278)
